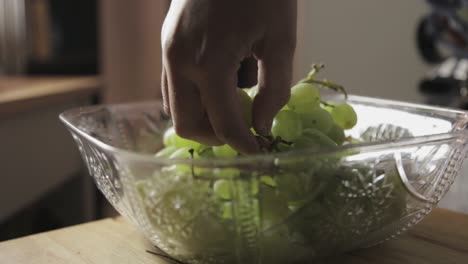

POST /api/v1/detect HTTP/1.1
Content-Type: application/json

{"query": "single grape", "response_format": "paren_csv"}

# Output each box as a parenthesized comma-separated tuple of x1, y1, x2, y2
(292, 128, 337, 150)
(169, 147, 199, 159)
(155, 146, 178, 158)
(163, 127, 203, 150)
(300, 107, 333, 134)
(271, 110, 303, 141)
(260, 186, 290, 230)
(287, 83, 321, 111)
(214, 179, 232, 200)
(221, 202, 233, 220)
(327, 124, 346, 145)
(331, 103, 357, 130)
(260, 175, 277, 187)
(199, 148, 215, 158)
(213, 144, 238, 158)
(322, 102, 335, 113)
(214, 168, 240, 178)
(251, 180, 259, 195)
(293, 103, 320, 114)
(238, 88, 253, 127)
(246, 85, 258, 99)
(164, 147, 200, 174)
(163, 127, 176, 146)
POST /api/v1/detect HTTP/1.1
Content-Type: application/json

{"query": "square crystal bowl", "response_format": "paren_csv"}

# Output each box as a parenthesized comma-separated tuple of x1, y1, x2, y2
(60, 95, 468, 264)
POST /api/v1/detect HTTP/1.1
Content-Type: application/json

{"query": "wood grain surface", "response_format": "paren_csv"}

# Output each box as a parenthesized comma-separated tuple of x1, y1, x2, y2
(0, 208, 467, 264)
(0, 76, 100, 118)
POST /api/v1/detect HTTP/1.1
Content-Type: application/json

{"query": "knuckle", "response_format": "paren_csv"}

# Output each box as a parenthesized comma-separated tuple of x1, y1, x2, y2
(162, 37, 182, 62)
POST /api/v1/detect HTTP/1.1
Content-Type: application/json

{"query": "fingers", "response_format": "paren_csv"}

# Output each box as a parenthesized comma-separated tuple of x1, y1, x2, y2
(165, 66, 222, 146)
(252, 0, 297, 135)
(199, 73, 259, 154)
(253, 48, 295, 135)
(161, 66, 170, 115)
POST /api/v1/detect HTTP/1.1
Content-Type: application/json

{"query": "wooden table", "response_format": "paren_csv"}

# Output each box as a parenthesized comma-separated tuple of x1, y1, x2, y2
(0, 208, 467, 264)
(0, 76, 101, 228)
(0, 76, 100, 118)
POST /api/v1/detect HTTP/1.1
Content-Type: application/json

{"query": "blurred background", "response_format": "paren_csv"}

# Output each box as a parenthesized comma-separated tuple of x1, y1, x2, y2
(0, 0, 466, 241)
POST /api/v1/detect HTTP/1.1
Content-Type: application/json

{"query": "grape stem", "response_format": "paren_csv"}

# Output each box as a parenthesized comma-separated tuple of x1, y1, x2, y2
(198, 147, 212, 156)
(298, 64, 348, 99)
(255, 135, 292, 152)
(320, 101, 335, 108)
(301, 79, 348, 99)
(188, 148, 200, 179)
(308, 63, 325, 77)
(256, 134, 275, 152)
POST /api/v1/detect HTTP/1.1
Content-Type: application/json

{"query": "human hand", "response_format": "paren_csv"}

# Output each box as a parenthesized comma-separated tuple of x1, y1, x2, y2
(161, 0, 297, 154)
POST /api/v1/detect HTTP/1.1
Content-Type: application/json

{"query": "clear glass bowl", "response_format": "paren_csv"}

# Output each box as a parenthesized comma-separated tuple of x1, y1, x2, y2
(60, 95, 468, 264)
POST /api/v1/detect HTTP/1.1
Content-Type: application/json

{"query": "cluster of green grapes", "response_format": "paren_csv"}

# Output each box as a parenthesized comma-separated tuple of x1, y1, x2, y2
(156, 65, 358, 161)
(135, 67, 407, 263)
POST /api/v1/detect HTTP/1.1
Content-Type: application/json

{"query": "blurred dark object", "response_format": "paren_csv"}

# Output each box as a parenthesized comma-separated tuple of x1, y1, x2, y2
(417, 16, 448, 64)
(237, 56, 258, 88)
(420, 58, 467, 93)
(0, 0, 27, 74)
(26, 0, 99, 75)
(0, 173, 98, 242)
(420, 57, 468, 106)
(418, 1, 468, 109)
(0, 0, 98, 75)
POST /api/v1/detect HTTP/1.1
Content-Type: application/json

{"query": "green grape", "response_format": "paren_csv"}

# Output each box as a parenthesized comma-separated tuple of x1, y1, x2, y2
(293, 103, 320, 114)
(221, 202, 233, 220)
(246, 85, 258, 99)
(154, 146, 178, 158)
(300, 107, 333, 134)
(287, 83, 320, 111)
(251, 180, 259, 195)
(260, 175, 277, 187)
(292, 128, 337, 150)
(199, 148, 215, 158)
(331, 103, 357, 129)
(260, 186, 290, 230)
(238, 88, 253, 126)
(214, 179, 232, 200)
(169, 147, 199, 159)
(322, 102, 335, 113)
(163, 127, 203, 150)
(253, 199, 260, 226)
(327, 124, 346, 145)
(164, 147, 200, 174)
(213, 144, 238, 158)
(271, 110, 303, 141)
(303, 128, 337, 145)
(214, 168, 240, 178)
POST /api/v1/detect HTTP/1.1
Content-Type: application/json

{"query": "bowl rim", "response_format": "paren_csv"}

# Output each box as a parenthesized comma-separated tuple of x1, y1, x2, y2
(59, 95, 468, 167)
